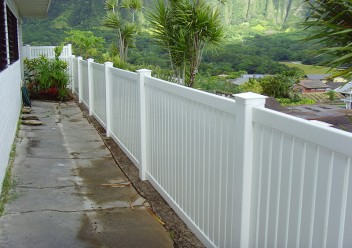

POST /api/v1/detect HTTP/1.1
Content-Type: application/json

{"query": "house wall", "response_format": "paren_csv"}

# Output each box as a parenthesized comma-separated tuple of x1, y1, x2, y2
(0, 62, 21, 189)
(302, 88, 327, 93)
(0, 0, 22, 190)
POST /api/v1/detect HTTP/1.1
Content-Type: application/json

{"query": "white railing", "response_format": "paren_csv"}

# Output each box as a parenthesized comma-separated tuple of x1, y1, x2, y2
(80, 60, 89, 107)
(22, 44, 73, 60)
(251, 107, 352, 248)
(71, 57, 352, 248)
(91, 62, 106, 127)
(109, 67, 141, 166)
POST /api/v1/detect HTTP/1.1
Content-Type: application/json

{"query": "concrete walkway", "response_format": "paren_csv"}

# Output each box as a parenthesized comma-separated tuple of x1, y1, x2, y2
(0, 101, 174, 248)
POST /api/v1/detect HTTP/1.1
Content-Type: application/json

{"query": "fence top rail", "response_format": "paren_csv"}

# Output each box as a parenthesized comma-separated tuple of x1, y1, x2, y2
(110, 67, 138, 82)
(91, 62, 105, 70)
(81, 60, 88, 66)
(253, 106, 352, 156)
(145, 76, 238, 115)
(29, 46, 59, 49)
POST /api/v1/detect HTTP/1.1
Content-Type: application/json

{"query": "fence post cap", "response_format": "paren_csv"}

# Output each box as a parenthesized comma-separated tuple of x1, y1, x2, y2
(234, 92, 267, 106)
(104, 61, 113, 67)
(137, 69, 152, 75)
(77, 56, 83, 60)
(87, 58, 94, 62)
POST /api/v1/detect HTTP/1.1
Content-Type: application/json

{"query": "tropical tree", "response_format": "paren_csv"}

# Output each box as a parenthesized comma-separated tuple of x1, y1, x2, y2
(260, 75, 294, 98)
(122, 0, 143, 22)
(64, 30, 105, 59)
(303, 0, 352, 78)
(102, 0, 141, 61)
(148, 0, 224, 87)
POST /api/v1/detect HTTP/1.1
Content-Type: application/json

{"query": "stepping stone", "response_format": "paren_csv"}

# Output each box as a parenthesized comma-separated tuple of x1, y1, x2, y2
(22, 107, 31, 114)
(22, 120, 42, 126)
(21, 115, 39, 121)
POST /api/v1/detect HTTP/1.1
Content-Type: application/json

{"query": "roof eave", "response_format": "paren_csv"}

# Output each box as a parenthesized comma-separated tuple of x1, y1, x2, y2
(14, 0, 51, 18)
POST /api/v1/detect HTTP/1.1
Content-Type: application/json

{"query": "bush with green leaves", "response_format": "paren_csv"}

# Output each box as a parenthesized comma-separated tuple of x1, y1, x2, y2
(24, 46, 69, 100)
(277, 98, 316, 106)
(260, 75, 294, 98)
(304, 0, 352, 78)
(239, 78, 263, 94)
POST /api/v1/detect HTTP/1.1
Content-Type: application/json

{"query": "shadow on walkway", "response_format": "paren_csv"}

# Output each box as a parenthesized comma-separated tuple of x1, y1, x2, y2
(0, 100, 174, 248)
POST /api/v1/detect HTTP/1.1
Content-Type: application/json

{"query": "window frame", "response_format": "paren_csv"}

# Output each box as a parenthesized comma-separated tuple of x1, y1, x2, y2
(0, 0, 7, 71)
(6, 5, 19, 65)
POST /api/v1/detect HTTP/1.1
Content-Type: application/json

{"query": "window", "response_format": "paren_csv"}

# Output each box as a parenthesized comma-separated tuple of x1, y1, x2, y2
(6, 6, 18, 64)
(0, 0, 6, 71)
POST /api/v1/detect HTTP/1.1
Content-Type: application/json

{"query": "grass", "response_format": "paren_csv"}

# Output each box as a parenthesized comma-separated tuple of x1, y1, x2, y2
(0, 119, 21, 216)
(280, 62, 338, 75)
(302, 92, 345, 104)
(0, 145, 16, 216)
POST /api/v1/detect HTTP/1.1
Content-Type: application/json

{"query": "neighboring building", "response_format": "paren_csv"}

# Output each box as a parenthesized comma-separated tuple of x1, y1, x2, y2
(326, 81, 346, 91)
(305, 74, 331, 83)
(332, 76, 348, 83)
(335, 81, 352, 109)
(230, 74, 266, 85)
(295, 80, 329, 93)
(0, 0, 51, 190)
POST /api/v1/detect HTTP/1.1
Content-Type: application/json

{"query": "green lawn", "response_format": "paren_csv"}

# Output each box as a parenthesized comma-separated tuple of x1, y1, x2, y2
(280, 62, 338, 75)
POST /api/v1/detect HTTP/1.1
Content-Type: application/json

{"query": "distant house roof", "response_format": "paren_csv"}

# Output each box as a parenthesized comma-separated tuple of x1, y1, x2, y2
(326, 82, 345, 91)
(230, 74, 267, 86)
(335, 81, 352, 94)
(299, 80, 329, 89)
(14, 0, 51, 18)
(243, 74, 265, 78)
(230, 77, 249, 86)
(306, 74, 331, 80)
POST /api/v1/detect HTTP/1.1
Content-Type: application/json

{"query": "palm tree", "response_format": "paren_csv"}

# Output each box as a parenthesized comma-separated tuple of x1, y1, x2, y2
(121, 0, 143, 22)
(303, 0, 352, 78)
(105, 0, 119, 12)
(148, 0, 224, 87)
(102, 0, 140, 62)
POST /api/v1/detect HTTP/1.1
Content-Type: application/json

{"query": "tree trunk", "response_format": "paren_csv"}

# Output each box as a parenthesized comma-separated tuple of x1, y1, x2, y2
(246, 0, 252, 19)
(284, 0, 293, 23)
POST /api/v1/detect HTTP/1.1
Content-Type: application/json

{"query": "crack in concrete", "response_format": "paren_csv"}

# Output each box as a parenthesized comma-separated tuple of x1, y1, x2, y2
(16, 185, 76, 190)
(5, 205, 147, 215)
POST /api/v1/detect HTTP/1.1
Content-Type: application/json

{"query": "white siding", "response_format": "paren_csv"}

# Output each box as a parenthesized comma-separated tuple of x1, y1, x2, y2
(0, 61, 21, 187)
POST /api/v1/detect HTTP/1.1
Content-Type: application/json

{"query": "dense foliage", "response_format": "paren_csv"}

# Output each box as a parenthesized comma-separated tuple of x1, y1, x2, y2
(304, 0, 352, 78)
(21, 0, 334, 100)
(24, 46, 69, 100)
(148, 0, 224, 86)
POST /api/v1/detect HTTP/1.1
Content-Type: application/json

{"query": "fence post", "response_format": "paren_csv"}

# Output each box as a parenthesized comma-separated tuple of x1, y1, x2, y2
(23, 45, 30, 59)
(70, 55, 76, 93)
(234, 92, 267, 248)
(87, 58, 94, 115)
(137, 69, 152, 181)
(77, 57, 83, 103)
(67, 44, 72, 57)
(105, 62, 113, 137)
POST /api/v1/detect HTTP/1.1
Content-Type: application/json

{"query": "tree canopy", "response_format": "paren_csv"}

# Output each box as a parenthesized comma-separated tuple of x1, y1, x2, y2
(148, 0, 224, 87)
(303, 0, 352, 78)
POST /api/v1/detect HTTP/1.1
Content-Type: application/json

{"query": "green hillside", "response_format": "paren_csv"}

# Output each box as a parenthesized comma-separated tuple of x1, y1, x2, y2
(23, 0, 307, 45)
(280, 62, 338, 74)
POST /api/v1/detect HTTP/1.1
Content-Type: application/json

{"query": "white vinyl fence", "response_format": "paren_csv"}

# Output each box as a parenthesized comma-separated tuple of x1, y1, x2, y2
(22, 44, 75, 89)
(71, 57, 352, 248)
(22, 44, 73, 60)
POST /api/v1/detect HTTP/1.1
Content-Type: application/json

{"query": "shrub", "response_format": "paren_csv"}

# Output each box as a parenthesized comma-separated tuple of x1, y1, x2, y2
(24, 46, 69, 100)
(277, 98, 316, 106)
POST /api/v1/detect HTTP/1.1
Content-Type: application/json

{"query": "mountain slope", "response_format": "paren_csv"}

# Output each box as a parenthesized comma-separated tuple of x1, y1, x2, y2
(23, 0, 306, 45)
